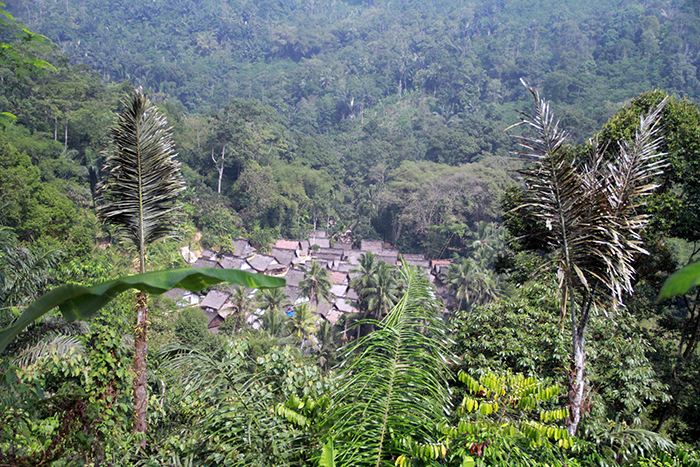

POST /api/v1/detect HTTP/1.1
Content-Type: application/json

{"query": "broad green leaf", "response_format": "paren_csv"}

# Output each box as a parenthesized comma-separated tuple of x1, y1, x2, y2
(0, 267, 284, 353)
(320, 438, 336, 467)
(657, 260, 700, 301)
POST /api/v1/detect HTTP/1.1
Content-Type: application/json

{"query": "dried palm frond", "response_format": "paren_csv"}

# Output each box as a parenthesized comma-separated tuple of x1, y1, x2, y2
(96, 88, 185, 273)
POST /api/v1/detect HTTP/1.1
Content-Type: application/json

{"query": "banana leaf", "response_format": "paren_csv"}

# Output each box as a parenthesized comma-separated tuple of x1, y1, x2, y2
(0, 267, 284, 353)
(658, 260, 700, 301)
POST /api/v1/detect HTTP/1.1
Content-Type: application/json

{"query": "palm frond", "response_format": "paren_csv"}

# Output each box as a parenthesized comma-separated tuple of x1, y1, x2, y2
(96, 88, 185, 271)
(324, 265, 452, 467)
(12, 334, 83, 367)
(513, 81, 667, 313)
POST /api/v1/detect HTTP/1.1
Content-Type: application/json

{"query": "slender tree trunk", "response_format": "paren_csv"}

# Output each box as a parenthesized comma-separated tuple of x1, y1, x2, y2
(567, 295, 589, 436)
(133, 291, 148, 447)
(64, 118, 68, 151)
(212, 145, 226, 194)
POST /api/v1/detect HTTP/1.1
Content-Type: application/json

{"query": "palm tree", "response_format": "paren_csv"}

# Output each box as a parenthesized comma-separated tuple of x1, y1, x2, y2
(95, 88, 186, 439)
(321, 266, 451, 466)
(299, 260, 331, 305)
(349, 252, 380, 338)
(0, 227, 64, 309)
(289, 302, 319, 345)
(364, 263, 399, 323)
(512, 81, 667, 435)
(257, 287, 290, 338)
(229, 285, 251, 333)
(443, 257, 478, 312)
(259, 305, 289, 339)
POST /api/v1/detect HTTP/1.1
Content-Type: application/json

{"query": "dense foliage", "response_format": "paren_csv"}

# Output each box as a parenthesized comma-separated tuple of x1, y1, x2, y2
(2, 0, 700, 465)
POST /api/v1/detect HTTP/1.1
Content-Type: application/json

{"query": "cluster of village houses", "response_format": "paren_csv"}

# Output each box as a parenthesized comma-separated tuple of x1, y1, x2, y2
(165, 231, 454, 333)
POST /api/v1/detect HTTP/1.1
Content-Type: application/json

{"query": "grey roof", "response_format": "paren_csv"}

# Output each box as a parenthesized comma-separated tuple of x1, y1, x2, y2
(334, 241, 353, 251)
(335, 298, 356, 313)
(299, 240, 310, 251)
(331, 262, 353, 273)
(285, 269, 305, 287)
(346, 287, 359, 301)
(275, 239, 301, 250)
(192, 258, 220, 269)
(318, 247, 346, 258)
(231, 238, 255, 258)
(313, 301, 333, 318)
(247, 255, 274, 272)
(360, 240, 383, 253)
(271, 248, 295, 266)
(284, 286, 302, 302)
(219, 255, 244, 270)
(314, 230, 327, 238)
(310, 237, 330, 248)
(315, 252, 343, 262)
(264, 260, 287, 274)
(207, 314, 225, 329)
(377, 253, 398, 266)
(346, 250, 363, 265)
(330, 284, 347, 297)
(405, 259, 431, 270)
(201, 249, 217, 260)
(402, 253, 426, 261)
(201, 289, 231, 311)
(164, 288, 185, 299)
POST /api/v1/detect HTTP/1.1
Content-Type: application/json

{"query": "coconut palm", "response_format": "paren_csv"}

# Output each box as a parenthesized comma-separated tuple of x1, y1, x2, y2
(256, 287, 290, 339)
(256, 286, 288, 315)
(363, 263, 399, 322)
(289, 302, 319, 345)
(512, 80, 667, 435)
(349, 252, 380, 338)
(0, 227, 64, 309)
(443, 257, 479, 312)
(229, 285, 251, 333)
(95, 88, 186, 439)
(299, 260, 331, 304)
(259, 305, 289, 339)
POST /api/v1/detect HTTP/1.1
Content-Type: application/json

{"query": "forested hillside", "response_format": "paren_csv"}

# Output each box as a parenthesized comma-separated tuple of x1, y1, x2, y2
(2, 0, 700, 465)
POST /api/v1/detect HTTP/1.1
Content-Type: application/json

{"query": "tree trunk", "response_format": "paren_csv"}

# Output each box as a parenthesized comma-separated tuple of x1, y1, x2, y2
(64, 118, 68, 151)
(567, 298, 589, 436)
(212, 145, 226, 194)
(133, 291, 149, 447)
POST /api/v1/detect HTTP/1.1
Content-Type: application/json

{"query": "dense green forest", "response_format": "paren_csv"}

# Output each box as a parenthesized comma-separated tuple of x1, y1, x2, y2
(2, 0, 700, 465)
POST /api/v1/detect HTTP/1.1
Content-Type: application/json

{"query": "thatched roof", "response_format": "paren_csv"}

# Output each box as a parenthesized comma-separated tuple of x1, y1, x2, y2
(360, 239, 383, 253)
(247, 255, 274, 272)
(192, 258, 221, 269)
(271, 248, 295, 266)
(275, 239, 300, 250)
(201, 289, 231, 311)
(284, 269, 305, 287)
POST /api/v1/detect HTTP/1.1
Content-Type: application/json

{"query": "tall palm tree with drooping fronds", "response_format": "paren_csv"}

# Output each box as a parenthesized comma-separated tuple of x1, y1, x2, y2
(443, 257, 479, 312)
(363, 262, 399, 323)
(95, 88, 185, 441)
(256, 286, 289, 315)
(289, 302, 319, 346)
(321, 265, 452, 467)
(299, 260, 331, 305)
(511, 80, 667, 436)
(349, 252, 380, 338)
(229, 285, 251, 333)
